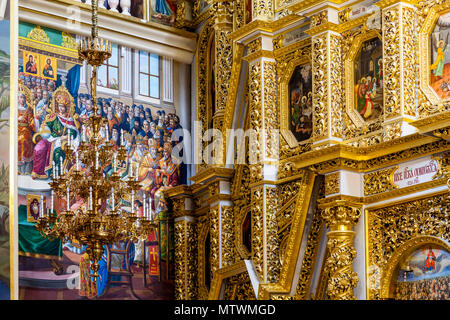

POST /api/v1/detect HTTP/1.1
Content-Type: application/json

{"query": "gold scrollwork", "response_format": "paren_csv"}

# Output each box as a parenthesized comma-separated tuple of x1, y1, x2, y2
(325, 172, 340, 196)
(363, 166, 398, 196)
(310, 10, 328, 29)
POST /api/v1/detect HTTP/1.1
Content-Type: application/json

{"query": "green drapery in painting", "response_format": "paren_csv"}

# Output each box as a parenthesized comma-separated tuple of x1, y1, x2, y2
(18, 205, 62, 258)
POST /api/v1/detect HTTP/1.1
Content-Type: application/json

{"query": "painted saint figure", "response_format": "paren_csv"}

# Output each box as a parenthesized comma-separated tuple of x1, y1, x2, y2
(18, 92, 35, 175)
(431, 34, 449, 80)
(31, 88, 80, 179)
(42, 58, 54, 78)
(25, 54, 37, 75)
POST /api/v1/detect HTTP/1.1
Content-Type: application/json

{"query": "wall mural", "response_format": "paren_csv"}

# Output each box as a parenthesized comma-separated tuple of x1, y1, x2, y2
(150, 0, 177, 25)
(431, 12, 450, 99)
(394, 246, 450, 300)
(289, 63, 313, 143)
(354, 37, 383, 122)
(0, 18, 10, 300)
(17, 24, 181, 300)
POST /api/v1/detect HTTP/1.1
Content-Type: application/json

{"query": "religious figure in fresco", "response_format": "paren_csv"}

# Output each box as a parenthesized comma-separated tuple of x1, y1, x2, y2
(31, 86, 80, 180)
(42, 58, 54, 79)
(18, 87, 35, 175)
(150, 0, 176, 24)
(288, 64, 312, 142)
(25, 54, 37, 75)
(431, 13, 450, 99)
(394, 247, 450, 300)
(354, 37, 383, 122)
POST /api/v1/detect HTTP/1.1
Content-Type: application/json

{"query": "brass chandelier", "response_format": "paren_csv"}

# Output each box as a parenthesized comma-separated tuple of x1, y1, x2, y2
(35, 0, 154, 277)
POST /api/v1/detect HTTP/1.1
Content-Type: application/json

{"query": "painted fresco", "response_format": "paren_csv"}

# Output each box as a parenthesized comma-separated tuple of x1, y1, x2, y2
(431, 12, 450, 99)
(17, 24, 180, 300)
(288, 63, 312, 143)
(0, 18, 10, 300)
(354, 37, 383, 122)
(150, 0, 177, 25)
(394, 246, 450, 300)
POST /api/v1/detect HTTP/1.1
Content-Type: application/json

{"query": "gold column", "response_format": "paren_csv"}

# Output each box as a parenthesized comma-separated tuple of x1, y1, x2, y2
(213, 0, 234, 131)
(308, 12, 344, 147)
(246, 36, 280, 284)
(174, 217, 198, 300)
(321, 201, 361, 300)
(378, 0, 417, 128)
(168, 189, 198, 300)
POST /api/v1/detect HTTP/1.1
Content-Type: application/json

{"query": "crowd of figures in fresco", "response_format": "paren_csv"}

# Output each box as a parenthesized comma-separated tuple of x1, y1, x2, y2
(18, 71, 183, 216)
(395, 276, 450, 300)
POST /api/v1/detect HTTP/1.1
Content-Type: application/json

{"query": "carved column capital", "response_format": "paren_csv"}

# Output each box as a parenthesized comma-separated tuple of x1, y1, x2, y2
(322, 203, 361, 231)
(321, 201, 362, 300)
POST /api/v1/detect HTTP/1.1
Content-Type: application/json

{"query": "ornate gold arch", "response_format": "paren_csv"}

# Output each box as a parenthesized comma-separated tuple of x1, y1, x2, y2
(344, 29, 382, 128)
(380, 235, 450, 299)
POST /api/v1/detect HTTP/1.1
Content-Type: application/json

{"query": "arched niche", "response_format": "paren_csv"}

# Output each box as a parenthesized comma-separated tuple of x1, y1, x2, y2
(380, 235, 450, 300)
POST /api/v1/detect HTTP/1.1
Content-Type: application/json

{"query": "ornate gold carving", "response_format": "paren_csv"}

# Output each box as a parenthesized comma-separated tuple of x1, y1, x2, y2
(251, 186, 264, 279)
(322, 204, 361, 300)
(248, 62, 263, 184)
(293, 208, 324, 299)
(210, 205, 220, 273)
(325, 172, 340, 196)
(383, 6, 401, 119)
(215, 27, 233, 117)
(223, 272, 257, 300)
(364, 166, 398, 196)
(338, 8, 352, 24)
(402, 5, 416, 118)
(329, 33, 343, 139)
(263, 60, 279, 160)
(366, 192, 449, 300)
(258, 170, 316, 299)
(266, 186, 281, 283)
(174, 219, 198, 300)
(27, 25, 50, 43)
(208, 261, 248, 299)
(61, 32, 78, 50)
(253, 0, 274, 21)
(221, 205, 235, 267)
(310, 10, 328, 28)
(312, 33, 329, 141)
(248, 38, 262, 55)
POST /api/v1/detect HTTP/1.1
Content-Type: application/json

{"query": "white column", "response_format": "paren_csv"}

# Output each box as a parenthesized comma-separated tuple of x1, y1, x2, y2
(163, 56, 174, 103)
(121, 46, 132, 96)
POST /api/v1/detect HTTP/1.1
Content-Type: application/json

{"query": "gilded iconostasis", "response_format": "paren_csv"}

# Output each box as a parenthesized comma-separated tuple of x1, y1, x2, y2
(0, 0, 449, 302)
